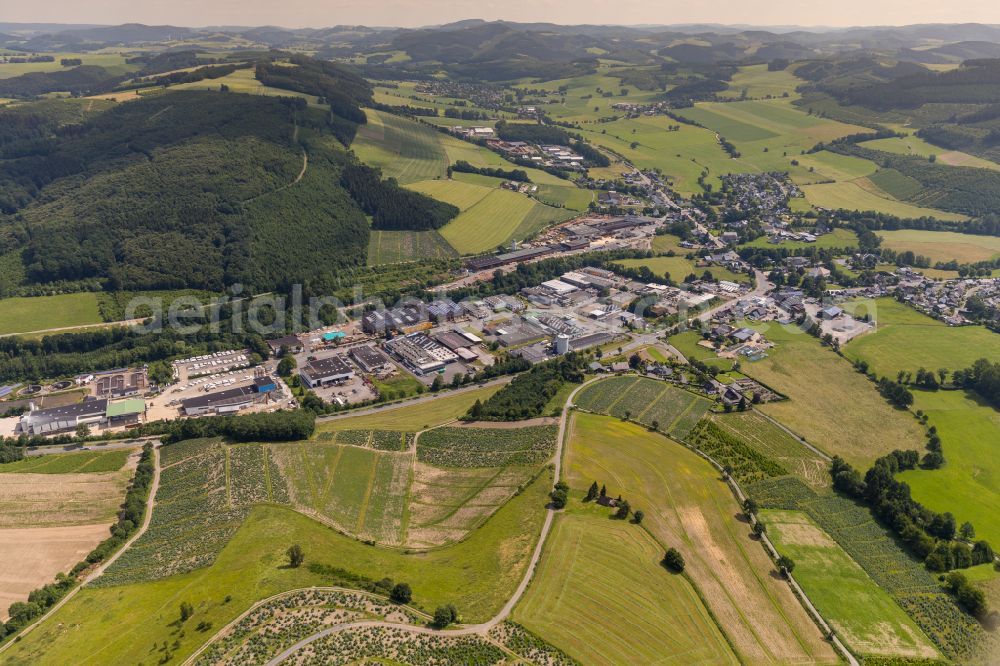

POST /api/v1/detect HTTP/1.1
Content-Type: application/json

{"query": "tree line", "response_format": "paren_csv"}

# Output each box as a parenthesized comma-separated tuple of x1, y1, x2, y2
(449, 160, 531, 182)
(340, 162, 460, 231)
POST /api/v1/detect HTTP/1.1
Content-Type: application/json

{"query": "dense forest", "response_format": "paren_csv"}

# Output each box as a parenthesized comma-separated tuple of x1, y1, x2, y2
(466, 353, 587, 420)
(340, 163, 459, 231)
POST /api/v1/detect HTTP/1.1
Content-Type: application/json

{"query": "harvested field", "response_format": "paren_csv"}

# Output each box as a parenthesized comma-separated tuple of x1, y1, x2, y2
(0, 524, 110, 621)
(0, 470, 130, 528)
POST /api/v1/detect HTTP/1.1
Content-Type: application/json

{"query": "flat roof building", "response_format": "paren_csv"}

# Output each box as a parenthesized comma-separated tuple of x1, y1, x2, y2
(19, 398, 109, 436)
(300, 355, 356, 388)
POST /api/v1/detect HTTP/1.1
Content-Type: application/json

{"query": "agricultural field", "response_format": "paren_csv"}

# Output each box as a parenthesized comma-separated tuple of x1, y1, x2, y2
(0, 292, 102, 335)
(898, 389, 1000, 547)
(0, 52, 135, 79)
(438, 188, 572, 255)
(367, 230, 457, 265)
(270, 442, 411, 547)
(0, 462, 132, 528)
(514, 510, 738, 665)
(687, 419, 788, 486)
(614, 255, 750, 283)
(560, 413, 837, 664)
(313, 384, 502, 434)
(165, 67, 323, 105)
(352, 109, 448, 184)
(718, 64, 805, 100)
(416, 425, 557, 468)
(761, 509, 938, 660)
(747, 476, 983, 662)
(799, 180, 967, 221)
(709, 411, 831, 489)
(95, 439, 287, 586)
(0, 449, 128, 474)
(669, 330, 734, 371)
(876, 229, 1000, 264)
(2, 475, 550, 665)
(860, 135, 1000, 171)
(843, 298, 1000, 378)
(574, 375, 711, 439)
(742, 323, 926, 469)
(650, 233, 689, 254)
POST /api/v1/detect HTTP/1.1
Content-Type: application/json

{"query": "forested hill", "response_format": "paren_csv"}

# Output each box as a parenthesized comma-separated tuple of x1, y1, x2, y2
(0, 91, 371, 293)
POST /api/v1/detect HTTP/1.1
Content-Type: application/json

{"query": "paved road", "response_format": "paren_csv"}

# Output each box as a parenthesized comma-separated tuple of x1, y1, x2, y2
(0, 443, 161, 655)
(261, 377, 603, 665)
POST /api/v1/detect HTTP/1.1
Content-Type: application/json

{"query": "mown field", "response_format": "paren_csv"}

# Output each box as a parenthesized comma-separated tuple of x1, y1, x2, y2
(860, 135, 1000, 171)
(2, 472, 550, 665)
(843, 298, 1000, 379)
(742, 323, 926, 469)
(0, 52, 135, 79)
(876, 229, 1000, 264)
(0, 449, 128, 474)
(898, 389, 1000, 548)
(799, 180, 967, 221)
(718, 64, 805, 100)
(558, 413, 837, 664)
(762, 509, 939, 660)
(0, 292, 103, 335)
(514, 509, 738, 665)
(438, 188, 572, 255)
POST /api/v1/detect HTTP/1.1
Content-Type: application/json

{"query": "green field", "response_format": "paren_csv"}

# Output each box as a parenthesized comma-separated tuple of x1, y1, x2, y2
(438, 188, 571, 254)
(861, 135, 1000, 171)
(514, 510, 738, 665)
(668, 330, 734, 371)
(718, 64, 805, 100)
(313, 384, 502, 434)
(0, 52, 135, 79)
(557, 413, 837, 664)
(800, 180, 967, 221)
(743, 323, 926, 469)
(762, 509, 939, 659)
(614, 256, 749, 283)
(843, 298, 1000, 378)
(406, 178, 493, 210)
(3, 473, 549, 665)
(352, 108, 448, 184)
(0, 449, 129, 474)
(876, 229, 1000, 264)
(0, 292, 102, 335)
(573, 376, 712, 440)
(367, 230, 458, 265)
(898, 390, 1000, 547)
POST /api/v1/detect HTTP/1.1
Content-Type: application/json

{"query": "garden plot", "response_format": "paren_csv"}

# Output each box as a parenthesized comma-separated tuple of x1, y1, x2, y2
(416, 425, 557, 468)
(688, 419, 787, 486)
(487, 622, 579, 666)
(194, 588, 424, 666)
(295, 626, 508, 666)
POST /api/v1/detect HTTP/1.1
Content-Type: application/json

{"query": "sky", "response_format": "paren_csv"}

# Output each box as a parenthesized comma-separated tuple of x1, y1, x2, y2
(4, 0, 1000, 30)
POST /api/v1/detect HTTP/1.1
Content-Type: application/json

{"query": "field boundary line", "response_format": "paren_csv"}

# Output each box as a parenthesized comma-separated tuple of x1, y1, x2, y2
(0, 444, 162, 655)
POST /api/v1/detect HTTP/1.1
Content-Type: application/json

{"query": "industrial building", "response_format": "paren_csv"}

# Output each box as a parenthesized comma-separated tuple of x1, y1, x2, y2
(384, 333, 458, 375)
(348, 345, 391, 373)
(18, 397, 147, 436)
(299, 355, 356, 388)
(180, 376, 277, 416)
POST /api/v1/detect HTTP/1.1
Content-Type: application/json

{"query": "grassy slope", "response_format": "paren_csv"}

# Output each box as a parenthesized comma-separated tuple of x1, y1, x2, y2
(514, 510, 738, 665)
(313, 385, 501, 433)
(876, 230, 1000, 264)
(743, 324, 925, 469)
(558, 413, 837, 665)
(3, 474, 549, 665)
(0, 293, 102, 335)
(762, 509, 938, 659)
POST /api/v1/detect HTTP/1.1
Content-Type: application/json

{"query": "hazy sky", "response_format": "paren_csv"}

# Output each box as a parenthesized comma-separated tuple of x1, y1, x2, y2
(5, 0, 1000, 30)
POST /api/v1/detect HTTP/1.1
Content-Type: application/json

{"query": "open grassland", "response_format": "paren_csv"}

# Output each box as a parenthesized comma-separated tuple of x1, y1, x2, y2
(796, 150, 877, 182)
(0, 449, 129, 474)
(561, 413, 837, 664)
(573, 375, 711, 440)
(514, 510, 738, 665)
(271, 441, 411, 547)
(651, 233, 689, 254)
(743, 324, 925, 469)
(0, 292, 102, 335)
(669, 330, 734, 371)
(366, 229, 457, 265)
(898, 390, 1000, 547)
(843, 298, 1000, 378)
(877, 229, 1000, 264)
(861, 135, 1000, 171)
(352, 108, 448, 184)
(166, 67, 322, 105)
(314, 384, 501, 433)
(709, 411, 830, 489)
(747, 476, 978, 662)
(439, 189, 571, 254)
(718, 64, 805, 100)
(405, 178, 492, 210)
(2, 475, 550, 665)
(800, 180, 967, 221)
(0, 524, 112, 622)
(0, 52, 135, 79)
(615, 255, 750, 283)
(762, 509, 939, 660)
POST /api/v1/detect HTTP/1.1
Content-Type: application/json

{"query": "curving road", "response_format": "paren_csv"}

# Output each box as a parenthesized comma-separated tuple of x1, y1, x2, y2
(0, 444, 161, 655)
(259, 378, 602, 665)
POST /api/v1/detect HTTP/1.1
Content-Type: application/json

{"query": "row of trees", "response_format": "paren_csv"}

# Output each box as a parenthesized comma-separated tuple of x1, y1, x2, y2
(465, 353, 586, 421)
(449, 160, 531, 182)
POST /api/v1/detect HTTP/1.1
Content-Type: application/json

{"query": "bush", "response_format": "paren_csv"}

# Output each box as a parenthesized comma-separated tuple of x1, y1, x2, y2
(390, 582, 412, 604)
(432, 604, 459, 629)
(663, 548, 685, 572)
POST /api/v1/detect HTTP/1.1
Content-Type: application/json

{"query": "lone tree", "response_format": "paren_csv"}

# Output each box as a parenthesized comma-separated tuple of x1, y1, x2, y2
(776, 555, 795, 577)
(632, 510, 645, 524)
(585, 481, 599, 502)
(287, 544, 305, 568)
(550, 487, 568, 509)
(390, 582, 412, 604)
(599, 484, 607, 498)
(663, 548, 685, 572)
(179, 601, 195, 622)
(432, 604, 459, 629)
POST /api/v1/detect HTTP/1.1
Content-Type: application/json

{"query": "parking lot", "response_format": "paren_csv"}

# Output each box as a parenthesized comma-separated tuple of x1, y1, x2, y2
(173, 349, 250, 382)
(147, 360, 291, 421)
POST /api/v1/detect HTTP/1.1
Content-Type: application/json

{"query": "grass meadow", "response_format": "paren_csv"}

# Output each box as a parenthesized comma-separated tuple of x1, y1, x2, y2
(614, 255, 750, 283)
(0, 450, 129, 474)
(762, 509, 939, 659)
(557, 413, 838, 664)
(0, 292, 103, 335)
(876, 230, 1000, 264)
(366, 230, 457, 265)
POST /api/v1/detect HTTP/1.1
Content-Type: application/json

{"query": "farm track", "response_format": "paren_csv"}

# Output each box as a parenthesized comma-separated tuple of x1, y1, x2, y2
(0, 444, 162, 655)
